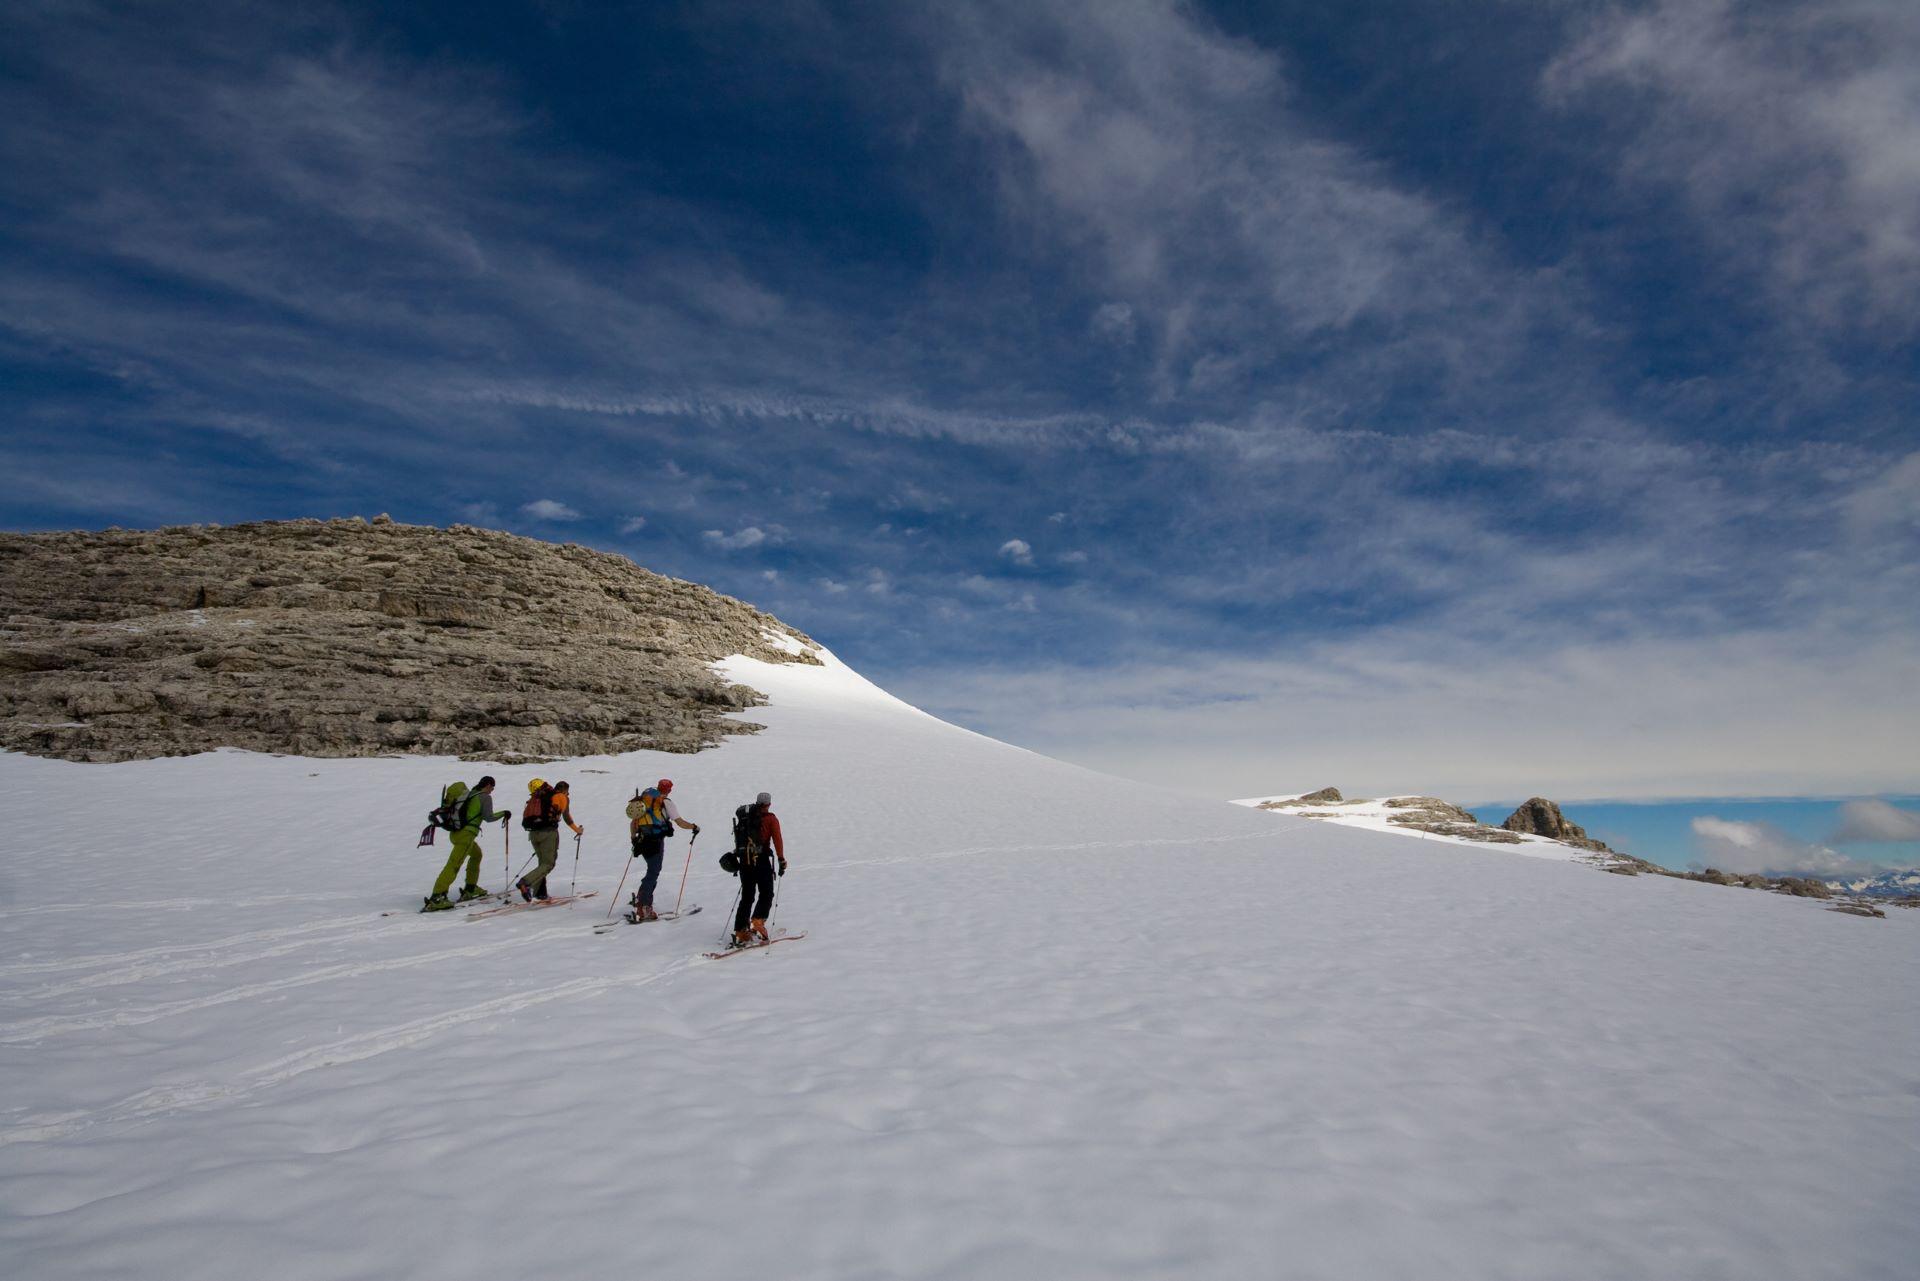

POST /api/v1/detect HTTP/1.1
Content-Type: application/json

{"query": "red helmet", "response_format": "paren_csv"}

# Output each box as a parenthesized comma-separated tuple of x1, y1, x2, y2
(657, 778, 673, 793)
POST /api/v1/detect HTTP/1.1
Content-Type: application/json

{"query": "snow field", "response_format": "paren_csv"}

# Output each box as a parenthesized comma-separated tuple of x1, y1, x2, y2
(1, 649, 1917, 1280)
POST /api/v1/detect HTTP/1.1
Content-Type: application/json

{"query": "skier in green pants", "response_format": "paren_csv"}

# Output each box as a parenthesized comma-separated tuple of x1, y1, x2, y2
(423, 776, 508, 911)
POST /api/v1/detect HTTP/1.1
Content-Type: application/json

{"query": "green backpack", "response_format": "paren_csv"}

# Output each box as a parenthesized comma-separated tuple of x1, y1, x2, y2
(428, 782, 472, 832)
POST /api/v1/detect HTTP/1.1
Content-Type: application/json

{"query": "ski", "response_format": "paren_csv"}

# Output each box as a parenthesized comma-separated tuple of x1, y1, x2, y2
(592, 904, 702, 934)
(386, 893, 508, 917)
(465, 892, 598, 921)
(702, 930, 806, 960)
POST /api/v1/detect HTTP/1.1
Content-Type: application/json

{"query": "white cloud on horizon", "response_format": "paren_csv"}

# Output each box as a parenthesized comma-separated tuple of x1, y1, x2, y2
(998, 538, 1034, 565)
(881, 623, 1920, 804)
(520, 498, 581, 521)
(1689, 816, 1874, 878)
(703, 525, 774, 551)
(619, 515, 647, 534)
(1831, 798, 1920, 843)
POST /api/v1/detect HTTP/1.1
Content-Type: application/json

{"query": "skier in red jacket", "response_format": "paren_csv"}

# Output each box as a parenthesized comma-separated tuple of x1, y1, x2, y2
(732, 791, 787, 946)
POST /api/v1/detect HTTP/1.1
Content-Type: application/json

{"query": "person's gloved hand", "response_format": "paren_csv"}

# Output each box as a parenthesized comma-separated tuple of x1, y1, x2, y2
(779, 859, 788, 878)
(692, 824, 701, 837)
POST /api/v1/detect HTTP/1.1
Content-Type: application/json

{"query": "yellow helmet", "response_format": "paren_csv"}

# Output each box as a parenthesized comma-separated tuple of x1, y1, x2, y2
(528, 777, 547, 794)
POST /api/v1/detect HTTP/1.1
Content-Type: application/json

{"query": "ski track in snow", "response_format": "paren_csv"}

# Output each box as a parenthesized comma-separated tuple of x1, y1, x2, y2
(1, 648, 1916, 1281)
(0, 933, 556, 1043)
(0, 955, 703, 1146)
(2, 832, 1301, 1126)
(0, 916, 383, 984)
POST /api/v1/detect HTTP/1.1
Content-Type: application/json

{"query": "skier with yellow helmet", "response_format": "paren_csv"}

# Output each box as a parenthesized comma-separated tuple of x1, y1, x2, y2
(517, 777, 583, 901)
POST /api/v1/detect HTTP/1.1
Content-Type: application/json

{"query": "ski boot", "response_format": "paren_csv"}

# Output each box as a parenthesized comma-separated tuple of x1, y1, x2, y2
(458, 884, 490, 902)
(421, 892, 455, 913)
(750, 918, 770, 943)
(731, 929, 753, 948)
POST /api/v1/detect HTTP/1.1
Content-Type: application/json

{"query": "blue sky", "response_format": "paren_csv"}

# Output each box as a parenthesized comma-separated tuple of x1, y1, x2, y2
(4, 1, 1918, 852)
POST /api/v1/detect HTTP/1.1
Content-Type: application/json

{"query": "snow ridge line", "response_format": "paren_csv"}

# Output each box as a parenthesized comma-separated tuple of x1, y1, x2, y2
(0, 955, 703, 1147)
(0, 933, 552, 1043)
(807, 826, 1310, 872)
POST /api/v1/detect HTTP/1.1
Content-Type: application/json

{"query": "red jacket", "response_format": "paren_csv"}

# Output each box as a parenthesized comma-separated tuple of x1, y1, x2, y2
(755, 810, 785, 859)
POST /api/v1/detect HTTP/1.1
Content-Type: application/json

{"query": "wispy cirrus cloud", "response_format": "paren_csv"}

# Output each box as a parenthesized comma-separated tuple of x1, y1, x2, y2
(916, 0, 1561, 405)
(1545, 0, 1920, 337)
(1, 0, 1914, 804)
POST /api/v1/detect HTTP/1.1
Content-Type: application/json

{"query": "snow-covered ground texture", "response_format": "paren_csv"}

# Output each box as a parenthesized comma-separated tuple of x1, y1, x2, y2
(1234, 791, 1595, 861)
(3, 647, 1918, 1281)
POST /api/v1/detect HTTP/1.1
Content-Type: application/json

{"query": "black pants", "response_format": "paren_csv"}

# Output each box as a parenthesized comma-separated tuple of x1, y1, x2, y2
(633, 831, 666, 908)
(734, 856, 775, 931)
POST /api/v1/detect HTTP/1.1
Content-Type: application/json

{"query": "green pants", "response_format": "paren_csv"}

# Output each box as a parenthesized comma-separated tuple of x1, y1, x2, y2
(432, 828, 486, 897)
(524, 828, 561, 897)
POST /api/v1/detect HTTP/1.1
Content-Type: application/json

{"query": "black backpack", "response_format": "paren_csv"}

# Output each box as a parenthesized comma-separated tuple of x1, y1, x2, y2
(428, 783, 473, 832)
(733, 803, 766, 855)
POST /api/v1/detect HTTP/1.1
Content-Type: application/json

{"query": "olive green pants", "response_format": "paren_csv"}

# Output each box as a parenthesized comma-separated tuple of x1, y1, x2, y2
(524, 828, 561, 897)
(431, 828, 485, 898)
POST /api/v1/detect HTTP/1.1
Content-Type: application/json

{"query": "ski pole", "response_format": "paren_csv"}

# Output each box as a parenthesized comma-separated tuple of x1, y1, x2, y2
(606, 842, 635, 921)
(502, 819, 511, 899)
(672, 829, 697, 916)
(723, 871, 743, 946)
(570, 831, 582, 899)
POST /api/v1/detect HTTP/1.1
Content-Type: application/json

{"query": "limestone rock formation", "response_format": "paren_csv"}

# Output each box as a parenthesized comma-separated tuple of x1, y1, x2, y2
(1500, 797, 1616, 854)
(1381, 796, 1524, 843)
(0, 519, 820, 763)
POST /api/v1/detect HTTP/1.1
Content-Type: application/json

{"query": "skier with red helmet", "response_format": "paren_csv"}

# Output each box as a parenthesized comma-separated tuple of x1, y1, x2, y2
(626, 778, 699, 921)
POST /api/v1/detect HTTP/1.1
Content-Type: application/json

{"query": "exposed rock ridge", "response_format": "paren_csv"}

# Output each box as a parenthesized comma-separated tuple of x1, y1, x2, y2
(1255, 786, 1876, 914)
(1500, 796, 1615, 853)
(1256, 789, 1524, 844)
(0, 518, 820, 762)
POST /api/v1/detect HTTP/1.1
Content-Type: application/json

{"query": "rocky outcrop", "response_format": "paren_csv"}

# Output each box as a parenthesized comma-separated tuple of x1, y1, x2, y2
(1677, 869, 1834, 898)
(1249, 783, 1884, 916)
(0, 518, 820, 762)
(1500, 797, 1616, 854)
(1381, 796, 1523, 843)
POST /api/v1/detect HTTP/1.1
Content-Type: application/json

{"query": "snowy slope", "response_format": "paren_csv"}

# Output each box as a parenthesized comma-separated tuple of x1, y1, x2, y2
(2, 646, 1918, 1281)
(1234, 791, 1597, 862)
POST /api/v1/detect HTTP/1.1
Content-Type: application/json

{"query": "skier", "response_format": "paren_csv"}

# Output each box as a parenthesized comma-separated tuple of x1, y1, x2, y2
(627, 778, 699, 921)
(517, 779, 584, 901)
(423, 776, 509, 911)
(731, 791, 787, 947)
